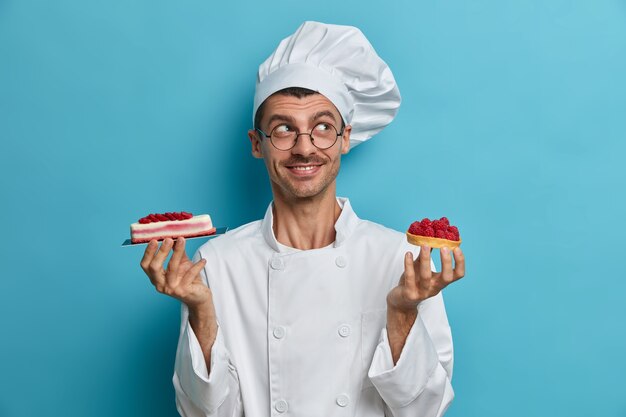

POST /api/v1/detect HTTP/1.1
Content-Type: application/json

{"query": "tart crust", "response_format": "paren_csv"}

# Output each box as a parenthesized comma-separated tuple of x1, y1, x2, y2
(406, 232, 462, 248)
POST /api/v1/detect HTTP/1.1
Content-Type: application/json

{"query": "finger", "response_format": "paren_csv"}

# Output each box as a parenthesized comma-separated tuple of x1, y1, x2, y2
(177, 256, 193, 276)
(167, 237, 186, 277)
(403, 252, 416, 290)
(440, 247, 454, 284)
(140, 240, 159, 272)
(418, 245, 432, 281)
(452, 247, 466, 281)
(181, 258, 207, 287)
(149, 238, 174, 276)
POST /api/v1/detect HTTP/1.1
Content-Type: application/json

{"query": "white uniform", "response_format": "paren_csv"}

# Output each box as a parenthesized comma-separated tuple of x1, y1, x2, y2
(173, 198, 454, 417)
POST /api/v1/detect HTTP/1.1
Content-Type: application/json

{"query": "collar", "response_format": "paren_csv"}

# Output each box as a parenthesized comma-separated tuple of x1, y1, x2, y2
(261, 197, 360, 252)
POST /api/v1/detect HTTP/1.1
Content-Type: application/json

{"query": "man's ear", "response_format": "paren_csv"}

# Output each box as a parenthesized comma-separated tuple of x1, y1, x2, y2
(248, 129, 264, 159)
(340, 125, 352, 155)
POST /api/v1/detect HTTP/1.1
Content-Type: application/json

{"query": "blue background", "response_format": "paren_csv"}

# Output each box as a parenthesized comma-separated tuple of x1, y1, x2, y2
(1, 0, 625, 416)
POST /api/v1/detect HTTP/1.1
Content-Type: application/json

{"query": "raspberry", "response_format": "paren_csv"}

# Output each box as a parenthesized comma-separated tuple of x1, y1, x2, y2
(138, 211, 194, 224)
(422, 226, 435, 237)
(432, 220, 447, 231)
(408, 216, 459, 241)
(408, 221, 422, 234)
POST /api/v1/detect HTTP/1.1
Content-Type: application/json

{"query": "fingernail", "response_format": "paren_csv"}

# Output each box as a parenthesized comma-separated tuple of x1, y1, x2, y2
(442, 247, 449, 255)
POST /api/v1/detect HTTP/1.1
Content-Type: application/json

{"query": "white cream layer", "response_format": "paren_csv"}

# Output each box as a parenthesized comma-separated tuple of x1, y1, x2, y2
(130, 214, 213, 239)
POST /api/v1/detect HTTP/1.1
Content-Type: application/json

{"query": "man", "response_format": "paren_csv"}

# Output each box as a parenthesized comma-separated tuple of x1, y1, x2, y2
(141, 21, 465, 416)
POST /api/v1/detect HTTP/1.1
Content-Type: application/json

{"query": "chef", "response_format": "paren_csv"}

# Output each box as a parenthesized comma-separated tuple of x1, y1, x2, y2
(140, 21, 465, 417)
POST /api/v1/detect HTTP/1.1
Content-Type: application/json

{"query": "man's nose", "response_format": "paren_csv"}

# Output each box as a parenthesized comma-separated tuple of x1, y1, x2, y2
(290, 132, 317, 155)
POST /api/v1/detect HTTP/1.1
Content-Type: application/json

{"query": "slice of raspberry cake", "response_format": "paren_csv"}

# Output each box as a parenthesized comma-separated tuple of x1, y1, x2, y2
(406, 217, 462, 248)
(130, 211, 216, 243)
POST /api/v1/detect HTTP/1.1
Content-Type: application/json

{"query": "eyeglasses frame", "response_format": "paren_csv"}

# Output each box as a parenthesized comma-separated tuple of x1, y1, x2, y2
(255, 121, 345, 151)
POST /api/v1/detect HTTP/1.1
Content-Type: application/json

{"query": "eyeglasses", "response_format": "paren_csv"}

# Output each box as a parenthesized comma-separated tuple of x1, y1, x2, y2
(256, 122, 344, 151)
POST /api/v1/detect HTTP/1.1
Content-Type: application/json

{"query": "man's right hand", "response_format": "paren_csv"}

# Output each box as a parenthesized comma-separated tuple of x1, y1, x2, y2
(140, 237, 211, 309)
(140, 237, 218, 365)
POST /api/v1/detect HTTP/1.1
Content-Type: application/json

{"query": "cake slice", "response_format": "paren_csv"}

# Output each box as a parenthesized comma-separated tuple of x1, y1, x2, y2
(406, 217, 462, 248)
(130, 211, 216, 244)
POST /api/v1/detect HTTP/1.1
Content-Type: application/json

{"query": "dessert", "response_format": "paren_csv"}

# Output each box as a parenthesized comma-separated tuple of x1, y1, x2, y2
(130, 211, 216, 244)
(406, 217, 462, 248)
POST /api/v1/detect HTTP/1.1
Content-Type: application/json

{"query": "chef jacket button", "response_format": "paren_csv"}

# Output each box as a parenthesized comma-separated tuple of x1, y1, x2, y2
(275, 399, 288, 413)
(335, 256, 347, 268)
(338, 324, 351, 337)
(336, 394, 350, 407)
(270, 258, 284, 270)
(273, 326, 286, 339)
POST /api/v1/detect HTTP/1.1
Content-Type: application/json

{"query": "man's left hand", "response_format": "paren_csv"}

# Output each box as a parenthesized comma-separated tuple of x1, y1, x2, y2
(385, 246, 465, 364)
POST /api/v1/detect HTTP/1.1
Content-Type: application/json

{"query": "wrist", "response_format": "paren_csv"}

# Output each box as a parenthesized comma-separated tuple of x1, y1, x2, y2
(387, 306, 417, 327)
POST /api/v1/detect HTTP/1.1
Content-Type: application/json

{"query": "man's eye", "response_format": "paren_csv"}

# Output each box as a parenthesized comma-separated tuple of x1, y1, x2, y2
(315, 123, 330, 131)
(273, 124, 292, 133)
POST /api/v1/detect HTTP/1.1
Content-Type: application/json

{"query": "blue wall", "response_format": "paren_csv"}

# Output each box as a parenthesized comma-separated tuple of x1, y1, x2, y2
(1, 1, 625, 416)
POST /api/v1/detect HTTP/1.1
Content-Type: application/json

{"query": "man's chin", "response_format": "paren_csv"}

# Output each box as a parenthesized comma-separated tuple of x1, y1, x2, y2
(281, 181, 330, 200)
(288, 187, 323, 199)
(272, 170, 338, 200)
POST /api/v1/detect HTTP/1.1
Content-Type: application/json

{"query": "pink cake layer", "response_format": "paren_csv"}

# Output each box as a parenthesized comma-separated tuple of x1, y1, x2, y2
(131, 227, 216, 244)
(130, 214, 214, 243)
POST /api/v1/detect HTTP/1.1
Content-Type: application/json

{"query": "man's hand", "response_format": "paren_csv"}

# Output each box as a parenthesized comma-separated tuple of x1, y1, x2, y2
(385, 246, 465, 364)
(140, 237, 218, 367)
(140, 237, 212, 309)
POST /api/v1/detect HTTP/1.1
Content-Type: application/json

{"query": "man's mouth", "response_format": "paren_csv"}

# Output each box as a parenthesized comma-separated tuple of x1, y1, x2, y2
(291, 165, 317, 171)
(285, 163, 323, 176)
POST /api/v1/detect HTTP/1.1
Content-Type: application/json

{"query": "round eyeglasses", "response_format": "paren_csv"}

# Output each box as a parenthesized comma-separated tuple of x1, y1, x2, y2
(256, 122, 344, 151)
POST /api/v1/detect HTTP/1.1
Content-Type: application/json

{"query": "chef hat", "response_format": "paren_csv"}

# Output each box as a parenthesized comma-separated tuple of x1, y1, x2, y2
(253, 21, 401, 149)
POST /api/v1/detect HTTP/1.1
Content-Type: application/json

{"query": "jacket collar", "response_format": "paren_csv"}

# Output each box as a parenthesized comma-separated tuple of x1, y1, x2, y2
(261, 197, 360, 252)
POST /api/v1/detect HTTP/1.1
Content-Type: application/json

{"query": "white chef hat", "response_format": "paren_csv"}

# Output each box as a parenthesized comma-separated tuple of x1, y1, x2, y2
(253, 21, 401, 149)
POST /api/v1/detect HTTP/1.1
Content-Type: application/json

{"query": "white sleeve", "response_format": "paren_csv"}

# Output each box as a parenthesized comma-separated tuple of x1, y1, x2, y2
(367, 252, 454, 416)
(172, 250, 243, 417)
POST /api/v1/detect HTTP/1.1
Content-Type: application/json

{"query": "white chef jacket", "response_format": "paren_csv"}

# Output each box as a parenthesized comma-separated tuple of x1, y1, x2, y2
(173, 197, 454, 417)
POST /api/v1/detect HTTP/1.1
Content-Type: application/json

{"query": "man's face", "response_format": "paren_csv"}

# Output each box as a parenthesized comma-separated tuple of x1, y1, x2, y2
(248, 93, 351, 201)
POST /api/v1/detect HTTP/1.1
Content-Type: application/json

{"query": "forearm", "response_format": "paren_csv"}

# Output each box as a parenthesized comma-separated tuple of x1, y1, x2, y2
(386, 306, 418, 365)
(188, 303, 218, 371)
(174, 321, 242, 416)
(369, 301, 454, 416)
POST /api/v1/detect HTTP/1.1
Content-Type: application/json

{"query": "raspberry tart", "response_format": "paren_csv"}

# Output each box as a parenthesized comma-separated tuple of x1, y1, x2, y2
(130, 211, 216, 244)
(406, 217, 461, 248)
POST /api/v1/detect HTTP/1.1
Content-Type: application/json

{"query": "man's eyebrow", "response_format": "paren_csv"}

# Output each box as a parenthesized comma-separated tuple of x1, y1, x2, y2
(311, 110, 339, 123)
(266, 114, 295, 127)
(265, 110, 339, 128)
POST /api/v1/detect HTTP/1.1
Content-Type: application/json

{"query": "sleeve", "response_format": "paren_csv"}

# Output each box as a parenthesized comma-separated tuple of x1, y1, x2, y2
(367, 245, 454, 416)
(172, 248, 243, 417)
